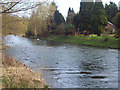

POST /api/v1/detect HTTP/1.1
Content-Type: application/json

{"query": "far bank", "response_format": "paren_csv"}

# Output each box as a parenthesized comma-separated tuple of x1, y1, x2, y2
(31, 34, 120, 49)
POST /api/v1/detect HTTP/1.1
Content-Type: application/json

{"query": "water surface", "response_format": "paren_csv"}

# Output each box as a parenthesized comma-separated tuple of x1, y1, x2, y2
(4, 35, 118, 88)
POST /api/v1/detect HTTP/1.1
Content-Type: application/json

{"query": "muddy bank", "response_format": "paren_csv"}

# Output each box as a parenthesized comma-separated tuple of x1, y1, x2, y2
(2, 54, 46, 88)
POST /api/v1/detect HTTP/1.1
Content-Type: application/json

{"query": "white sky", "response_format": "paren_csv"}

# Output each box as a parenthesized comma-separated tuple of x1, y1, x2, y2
(51, 0, 119, 19)
(15, 0, 120, 19)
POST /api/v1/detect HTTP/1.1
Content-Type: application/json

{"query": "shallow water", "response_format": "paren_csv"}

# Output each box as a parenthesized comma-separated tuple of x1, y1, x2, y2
(4, 35, 118, 88)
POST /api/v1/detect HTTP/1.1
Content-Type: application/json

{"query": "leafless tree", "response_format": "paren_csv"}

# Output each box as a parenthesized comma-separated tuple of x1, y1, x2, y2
(0, 0, 45, 14)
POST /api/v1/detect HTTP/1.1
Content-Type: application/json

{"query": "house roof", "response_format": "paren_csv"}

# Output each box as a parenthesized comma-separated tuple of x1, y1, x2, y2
(108, 22, 114, 26)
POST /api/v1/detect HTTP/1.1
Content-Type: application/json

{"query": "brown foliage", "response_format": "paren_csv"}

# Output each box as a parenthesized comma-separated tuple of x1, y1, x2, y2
(2, 54, 45, 88)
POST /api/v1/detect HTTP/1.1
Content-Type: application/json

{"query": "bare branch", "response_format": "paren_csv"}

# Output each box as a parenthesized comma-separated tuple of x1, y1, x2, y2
(1, 2, 20, 13)
(0, 0, 22, 14)
(0, 1, 45, 14)
(3, 3, 42, 13)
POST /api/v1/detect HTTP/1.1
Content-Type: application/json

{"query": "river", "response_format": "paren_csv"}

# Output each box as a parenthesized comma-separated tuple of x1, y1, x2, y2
(3, 35, 118, 88)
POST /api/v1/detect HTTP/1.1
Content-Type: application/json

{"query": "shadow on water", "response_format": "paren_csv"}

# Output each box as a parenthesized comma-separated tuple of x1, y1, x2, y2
(31, 39, 61, 47)
(3, 35, 118, 88)
(81, 60, 105, 71)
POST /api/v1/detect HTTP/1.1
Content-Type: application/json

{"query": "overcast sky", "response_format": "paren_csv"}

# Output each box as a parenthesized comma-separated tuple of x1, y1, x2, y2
(50, 0, 119, 19)
(15, 0, 120, 19)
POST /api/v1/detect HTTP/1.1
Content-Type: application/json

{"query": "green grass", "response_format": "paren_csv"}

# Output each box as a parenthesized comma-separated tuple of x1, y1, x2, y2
(39, 34, 119, 49)
(44, 84, 49, 88)
(2, 75, 49, 88)
(2, 75, 37, 88)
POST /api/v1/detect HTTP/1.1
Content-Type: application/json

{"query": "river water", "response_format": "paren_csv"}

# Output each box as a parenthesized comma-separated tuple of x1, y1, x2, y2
(3, 35, 118, 88)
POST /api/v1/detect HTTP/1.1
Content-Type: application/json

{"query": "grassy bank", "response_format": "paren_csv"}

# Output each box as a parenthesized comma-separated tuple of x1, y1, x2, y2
(2, 52, 50, 88)
(39, 34, 120, 49)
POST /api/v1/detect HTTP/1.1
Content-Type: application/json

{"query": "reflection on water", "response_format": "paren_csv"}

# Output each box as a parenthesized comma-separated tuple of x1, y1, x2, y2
(4, 35, 118, 88)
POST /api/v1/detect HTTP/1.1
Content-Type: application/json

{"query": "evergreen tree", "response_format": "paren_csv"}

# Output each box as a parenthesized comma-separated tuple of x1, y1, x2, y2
(113, 12, 120, 35)
(105, 2, 118, 23)
(72, 8, 74, 12)
(79, 0, 94, 32)
(54, 10, 65, 26)
(90, 0, 108, 36)
(73, 13, 80, 32)
(68, 7, 72, 12)
(66, 7, 75, 24)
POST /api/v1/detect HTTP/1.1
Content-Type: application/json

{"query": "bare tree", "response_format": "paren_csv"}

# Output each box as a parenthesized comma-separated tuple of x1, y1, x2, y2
(0, 0, 45, 14)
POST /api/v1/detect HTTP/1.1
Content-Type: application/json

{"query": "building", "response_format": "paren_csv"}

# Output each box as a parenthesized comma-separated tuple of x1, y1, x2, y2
(118, 1, 120, 10)
(105, 22, 116, 34)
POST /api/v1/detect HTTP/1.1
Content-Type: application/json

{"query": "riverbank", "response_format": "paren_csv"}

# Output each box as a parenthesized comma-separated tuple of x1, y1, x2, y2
(3, 35, 118, 88)
(2, 36, 49, 88)
(2, 54, 48, 88)
(38, 35, 120, 49)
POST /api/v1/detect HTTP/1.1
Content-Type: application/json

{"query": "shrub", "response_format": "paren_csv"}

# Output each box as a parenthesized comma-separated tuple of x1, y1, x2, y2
(37, 31, 50, 37)
(25, 29, 33, 37)
(64, 24, 75, 35)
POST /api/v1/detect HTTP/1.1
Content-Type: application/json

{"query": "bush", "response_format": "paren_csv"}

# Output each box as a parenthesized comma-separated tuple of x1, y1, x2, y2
(25, 29, 33, 37)
(55, 23, 65, 35)
(30, 35, 38, 39)
(64, 24, 75, 35)
(37, 31, 50, 37)
(54, 24, 75, 35)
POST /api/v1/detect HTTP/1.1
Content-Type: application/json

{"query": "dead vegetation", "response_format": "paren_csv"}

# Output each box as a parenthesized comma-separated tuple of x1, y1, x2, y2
(2, 54, 46, 88)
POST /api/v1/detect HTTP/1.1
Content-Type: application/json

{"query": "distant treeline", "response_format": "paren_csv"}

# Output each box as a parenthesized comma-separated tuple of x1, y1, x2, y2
(2, 0, 120, 37)
(26, 0, 120, 38)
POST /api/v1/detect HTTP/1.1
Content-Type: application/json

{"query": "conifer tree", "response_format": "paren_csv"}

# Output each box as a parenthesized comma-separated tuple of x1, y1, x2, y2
(66, 7, 75, 24)
(79, 0, 94, 32)
(113, 12, 120, 35)
(73, 13, 80, 32)
(90, 0, 108, 35)
(105, 2, 118, 23)
(54, 10, 65, 26)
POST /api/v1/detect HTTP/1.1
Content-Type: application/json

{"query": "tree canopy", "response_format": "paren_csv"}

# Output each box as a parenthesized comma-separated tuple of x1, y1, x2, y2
(66, 7, 75, 24)
(79, 0, 94, 32)
(2, 0, 119, 37)
(73, 13, 80, 32)
(90, 1, 108, 35)
(105, 2, 118, 23)
(113, 12, 120, 35)
(54, 10, 65, 26)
